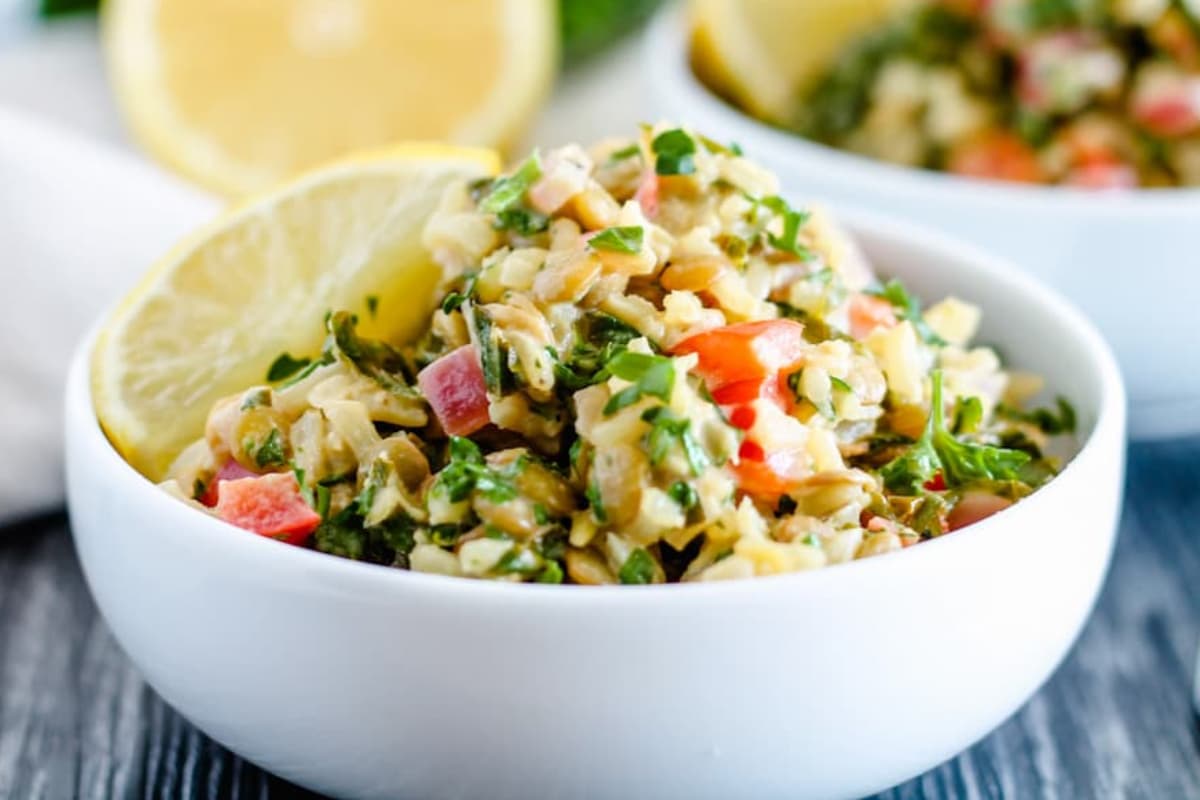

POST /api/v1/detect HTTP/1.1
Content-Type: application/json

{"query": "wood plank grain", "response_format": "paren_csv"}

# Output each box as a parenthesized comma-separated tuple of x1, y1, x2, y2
(0, 438, 1197, 799)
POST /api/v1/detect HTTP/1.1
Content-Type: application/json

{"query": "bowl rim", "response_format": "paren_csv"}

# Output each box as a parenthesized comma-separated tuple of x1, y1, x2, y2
(66, 207, 1125, 603)
(643, 6, 1200, 215)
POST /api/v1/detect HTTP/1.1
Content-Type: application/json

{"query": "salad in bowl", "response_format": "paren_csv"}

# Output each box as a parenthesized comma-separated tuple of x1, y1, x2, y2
(155, 125, 1074, 585)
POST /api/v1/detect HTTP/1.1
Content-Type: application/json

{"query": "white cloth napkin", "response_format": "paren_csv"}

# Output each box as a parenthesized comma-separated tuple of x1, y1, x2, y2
(0, 107, 217, 522)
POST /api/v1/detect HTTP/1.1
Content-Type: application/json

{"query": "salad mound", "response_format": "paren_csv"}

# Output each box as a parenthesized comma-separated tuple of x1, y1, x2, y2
(789, 0, 1200, 187)
(162, 125, 1074, 584)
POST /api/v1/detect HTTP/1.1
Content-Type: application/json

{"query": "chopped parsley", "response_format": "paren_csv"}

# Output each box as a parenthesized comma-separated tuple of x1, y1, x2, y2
(479, 154, 542, 214)
(493, 207, 550, 236)
(588, 225, 644, 254)
(431, 437, 520, 504)
(651, 128, 696, 175)
(472, 306, 512, 396)
(603, 351, 676, 414)
(618, 548, 656, 584)
(536, 560, 565, 584)
(761, 196, 813, 259)
(641, 407, 710, 476)
(586, 478, 607, 524)
(881, 370, 1031, 495)
(554, 312, 642, 390)
(668, 480, 699, 509)
(953, 396, 984, 435)
(868, 279, 947, 347)
(247, 428, 286, 469)
(997, 397, 1076, 435)
(266, 352, 312, 382)
(326, 311, 416, 394)
(607, 143, 641, 162)
(365, 295, 379, 319)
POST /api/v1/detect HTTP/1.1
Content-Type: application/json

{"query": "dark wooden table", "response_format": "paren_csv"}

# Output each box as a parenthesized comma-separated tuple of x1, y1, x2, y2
(2, 438, 1198, 800)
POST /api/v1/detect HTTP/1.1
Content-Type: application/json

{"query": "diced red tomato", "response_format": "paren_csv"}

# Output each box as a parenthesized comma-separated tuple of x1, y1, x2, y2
(848, 293, 898, 340)
(924, 472, 946, 492)
(728, 406, 757, 431)
(711, 373, 791, 407)
(635, 170, 659, 218)
(1133, 93, 1200, 137)
(417, 344, 491, 436)
(946, 491, 1014, 531)
(215, 473, 321, 545)
(199, 459, 258, 507)
(948, 131, 1046, 184)
(673, 319, 806, 388)
(731, 448, 807, 499)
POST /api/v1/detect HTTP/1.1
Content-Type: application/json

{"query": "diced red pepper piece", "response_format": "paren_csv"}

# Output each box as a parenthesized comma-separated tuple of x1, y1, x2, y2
(946, 491, 1014, 531)
(728, 406, 757, 431)
(948, 130, 1045, 184)
(215, 473, 321, 546)
(711, 373, 792, 407)
(199, 459, 258, 507)
(673, 319, 806, 388)
(848, 293, 898, 340)
(924, 472, 946, 492)
(417, 344, 491, 436)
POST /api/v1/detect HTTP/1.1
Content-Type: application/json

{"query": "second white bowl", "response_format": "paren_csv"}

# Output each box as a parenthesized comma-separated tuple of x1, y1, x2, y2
(645, 9, 1198, 439)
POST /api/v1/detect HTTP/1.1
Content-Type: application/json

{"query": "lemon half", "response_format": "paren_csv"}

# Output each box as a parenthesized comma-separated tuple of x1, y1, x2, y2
(104, 0, 554, 196)
(92, 144, 500, 480)
(690, 0, 911, 121)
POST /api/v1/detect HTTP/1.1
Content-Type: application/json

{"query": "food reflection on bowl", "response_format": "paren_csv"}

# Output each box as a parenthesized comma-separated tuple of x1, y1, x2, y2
(647, 6, 1200, 439)
(66, 197, 1124, 799)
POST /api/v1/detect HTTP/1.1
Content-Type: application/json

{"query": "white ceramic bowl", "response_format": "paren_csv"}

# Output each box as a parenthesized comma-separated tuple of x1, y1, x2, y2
(644, 9, 1197, 440)
(66, 210, 1125, 800)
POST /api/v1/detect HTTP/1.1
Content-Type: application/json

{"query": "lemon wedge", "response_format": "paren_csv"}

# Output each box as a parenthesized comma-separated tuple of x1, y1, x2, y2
(690, 0, 913, 121)
(92, 144, 500, 480)
(103, 0, 554, 196)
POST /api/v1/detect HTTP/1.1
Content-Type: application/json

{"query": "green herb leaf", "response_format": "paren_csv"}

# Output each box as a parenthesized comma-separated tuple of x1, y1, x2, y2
(586, 478, 607, 524)
(326, 311, 416, 394)
(588, 225, 644, 254)
(249, 428, 286, 469)
(536, 560, 565, 584)
(480, 154, 542, 214)
(761, 195, 813, 259)
(607, 143, 641, 162)
(651, 129, 696, 175)
(431, 436, 519, 504)
(554, 312, 641, 390)
(868, 279, 947, 347)
(668, 480, 699, 509)
(618, 548, 656, 584)
(365, 295, 379, 319)
(603, 351, 676, 414)
(881, 370, 1032, 494)
(997, 397, 1076, 435)
(472, 306, 510, 396)
(953, 396, 984, 435)
(641, 407, 710, 476)
(266, 353, 312, 383)
(493, 207, 550, 235)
